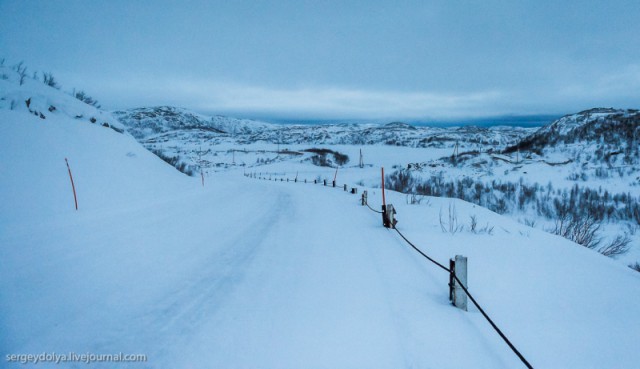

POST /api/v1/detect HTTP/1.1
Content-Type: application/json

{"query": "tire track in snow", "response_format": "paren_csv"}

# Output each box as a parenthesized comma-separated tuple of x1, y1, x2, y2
(91, 185, 293, 365)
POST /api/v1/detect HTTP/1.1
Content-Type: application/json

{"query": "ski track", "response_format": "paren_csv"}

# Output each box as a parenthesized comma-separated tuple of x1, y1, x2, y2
(91, 186, 293, 366)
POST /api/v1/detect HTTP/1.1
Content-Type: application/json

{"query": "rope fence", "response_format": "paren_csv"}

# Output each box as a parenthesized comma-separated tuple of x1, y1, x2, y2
(245, 169, 534, 369)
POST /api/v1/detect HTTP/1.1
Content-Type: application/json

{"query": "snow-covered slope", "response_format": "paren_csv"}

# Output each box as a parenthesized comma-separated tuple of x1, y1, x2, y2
(0, 66, 124, 134)
(506, 108, 640, 165)
(112, 106, 273, 139)
(389, 107, 640, 264)
(528, 107, 639, 139)
(0, 66, 189, 224)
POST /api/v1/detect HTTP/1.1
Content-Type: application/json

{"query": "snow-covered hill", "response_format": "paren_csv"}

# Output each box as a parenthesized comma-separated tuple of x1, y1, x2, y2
(0, 66, 124, 134)
(112, 106, 273, 139)
(524, 107, 640, 140)
(380, 107, 640, 267)
(0, 65, 191, 224)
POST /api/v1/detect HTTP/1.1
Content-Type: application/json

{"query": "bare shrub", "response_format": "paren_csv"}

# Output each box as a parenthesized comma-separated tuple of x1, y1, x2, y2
(407, 193, 429, 205)
(598, 234, 631, 257)
(73, 90, 100, 108)
(469, 214, 493, 235)
(551, 213, 601, 249)
(43, 72, 60, 89)
(440, 202, 463, 234)
(629, 262, 640, 272)
(15, 61, 27, 85)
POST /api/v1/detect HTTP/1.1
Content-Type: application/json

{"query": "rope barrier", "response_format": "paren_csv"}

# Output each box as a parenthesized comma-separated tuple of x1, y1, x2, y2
(392, 222, 533, 368)
(365, 202, 384, 214)
(451, 273, 534, 369)
(246, 170, 534, 369)
(361, 193, 533, 368)
(393, 227, 450, 273)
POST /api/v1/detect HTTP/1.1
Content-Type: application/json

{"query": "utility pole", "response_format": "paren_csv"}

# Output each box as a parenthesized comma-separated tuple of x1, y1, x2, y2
(453, 141, 459, 161)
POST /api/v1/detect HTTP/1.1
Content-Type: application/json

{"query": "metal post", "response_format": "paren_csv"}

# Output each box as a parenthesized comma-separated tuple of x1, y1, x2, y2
(383, 204, 397, 229)
(362, 190, 368, 206)
(451, 255, 468, 311)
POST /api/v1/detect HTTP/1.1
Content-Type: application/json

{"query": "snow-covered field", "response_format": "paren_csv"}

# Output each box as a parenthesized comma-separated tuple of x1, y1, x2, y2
(2, 66, 640, 368)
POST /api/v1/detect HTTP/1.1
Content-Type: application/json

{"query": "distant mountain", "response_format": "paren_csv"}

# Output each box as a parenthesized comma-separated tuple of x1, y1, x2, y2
(113, 106, 273, 139)
(114, 106, 534, 149)
(507, 108, 640, 155)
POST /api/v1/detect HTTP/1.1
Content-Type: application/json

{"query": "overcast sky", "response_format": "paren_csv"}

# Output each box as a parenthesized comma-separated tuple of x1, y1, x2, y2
(1, 0, 638, 120)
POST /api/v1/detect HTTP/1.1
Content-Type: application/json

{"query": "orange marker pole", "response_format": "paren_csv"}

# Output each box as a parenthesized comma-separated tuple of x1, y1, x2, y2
(65, 158, 78, 210)
(381, 167, 386, 207)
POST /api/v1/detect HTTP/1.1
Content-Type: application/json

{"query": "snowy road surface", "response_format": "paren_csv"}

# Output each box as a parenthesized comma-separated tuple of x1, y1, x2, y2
(2, 175, 519, 368)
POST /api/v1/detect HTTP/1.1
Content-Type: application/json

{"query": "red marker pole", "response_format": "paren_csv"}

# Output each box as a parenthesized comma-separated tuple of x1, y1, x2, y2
(65, 158, 78, 210)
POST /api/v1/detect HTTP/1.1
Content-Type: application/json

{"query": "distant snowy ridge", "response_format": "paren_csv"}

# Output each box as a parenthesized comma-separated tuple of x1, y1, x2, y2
(114, 106, 534, 148)
(113, 106, 273, 139)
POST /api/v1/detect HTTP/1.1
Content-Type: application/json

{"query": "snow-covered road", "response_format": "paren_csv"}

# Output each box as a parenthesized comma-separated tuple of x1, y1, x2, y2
(2, 173, 524, 368)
